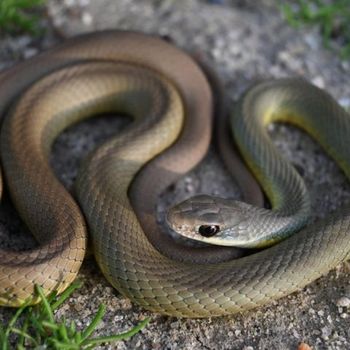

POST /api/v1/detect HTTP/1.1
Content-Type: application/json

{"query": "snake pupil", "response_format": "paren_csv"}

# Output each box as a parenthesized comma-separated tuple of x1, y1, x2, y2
(198, 225, 220, 237)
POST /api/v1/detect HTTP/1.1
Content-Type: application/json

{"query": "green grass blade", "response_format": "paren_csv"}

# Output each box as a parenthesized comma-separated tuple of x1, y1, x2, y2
(41, 320, 60, 331)
(0, 0, 46, 34)
(81, 318, 150, 347)
(10, 327, 38, 347)
(34, 284, 55, 323)
(17, 312, 30, 348)
(14, 0, 44, 8)
(50, 281, 82, 311)
(58, 322, 69, 342)
(46, 290, 58, 305)
(81, 304, 106, 341)
(69, 320, 76, 335)
(74, 330, 82, 344)
(281, 4, 299, 27)
(28, 312, 46, 338)
(48, 338, 80, 350)
(0, 283, 149, 349)
(2, 300, 30, 348)
(281, 0, 350, 60)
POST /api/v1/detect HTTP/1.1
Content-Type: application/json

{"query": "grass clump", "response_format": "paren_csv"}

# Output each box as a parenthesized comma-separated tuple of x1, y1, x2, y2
(0, 282, 150, 349)
(281, 0, 350, 58)
(0, 0, 46, 34)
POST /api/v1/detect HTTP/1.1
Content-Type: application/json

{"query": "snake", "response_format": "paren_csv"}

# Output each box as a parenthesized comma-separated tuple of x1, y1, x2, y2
(0, 30, 350, 318)
(167, 79, 316, 248)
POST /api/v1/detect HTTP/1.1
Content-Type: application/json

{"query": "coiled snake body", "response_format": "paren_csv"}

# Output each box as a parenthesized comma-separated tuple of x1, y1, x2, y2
(0, 30, 349, 318)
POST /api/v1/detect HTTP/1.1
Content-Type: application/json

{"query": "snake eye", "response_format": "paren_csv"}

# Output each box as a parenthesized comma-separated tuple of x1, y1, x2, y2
(198, 225, 220, 237)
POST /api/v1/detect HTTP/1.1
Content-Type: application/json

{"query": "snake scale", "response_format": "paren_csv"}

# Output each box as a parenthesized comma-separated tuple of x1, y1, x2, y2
(0, 30, 349, 318)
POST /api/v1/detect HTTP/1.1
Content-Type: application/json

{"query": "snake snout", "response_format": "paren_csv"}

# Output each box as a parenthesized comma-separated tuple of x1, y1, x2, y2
(166, 209, 179, 229)
(166, 206, 194, 235)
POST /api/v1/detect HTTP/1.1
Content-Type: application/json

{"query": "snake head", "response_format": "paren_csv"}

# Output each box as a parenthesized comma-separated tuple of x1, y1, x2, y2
(166, 194, 255, 246)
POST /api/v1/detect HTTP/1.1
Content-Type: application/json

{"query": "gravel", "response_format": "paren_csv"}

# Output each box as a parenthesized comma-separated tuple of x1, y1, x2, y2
(0, 0, 350, 349)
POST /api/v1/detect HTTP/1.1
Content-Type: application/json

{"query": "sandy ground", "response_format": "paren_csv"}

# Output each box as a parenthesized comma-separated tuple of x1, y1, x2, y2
(0, 0, 350, 349)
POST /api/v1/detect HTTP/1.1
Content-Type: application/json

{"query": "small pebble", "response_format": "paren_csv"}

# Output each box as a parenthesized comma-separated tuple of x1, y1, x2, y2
(304, 33, 320, 50)
(317, 310, 324, 317)
(341, 61, 350, 71)
(170, 321, 179, 329)
(293, 329, 300, 338)
(64, 0, 76, 7)
(74, 303, 84, 312)
(81, 12, 93, 26)
(14, 35, 32, 48)
(311, 76, 325, 88)
(336, 297, 350, 308)
(78, 0, 90, 6)
(23, 47, 38, 59)
(339, 97, 350, 110)
(321, 326, 332, 340)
